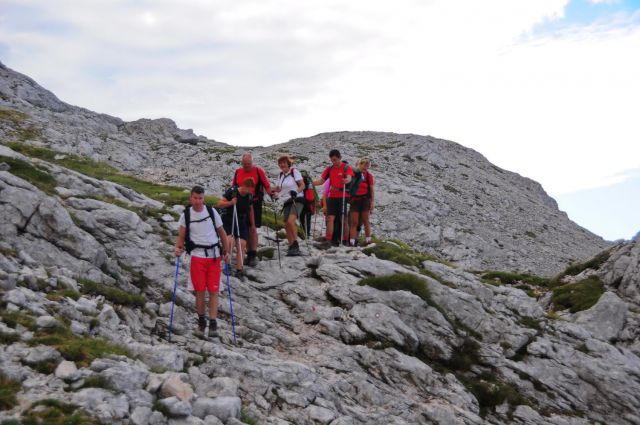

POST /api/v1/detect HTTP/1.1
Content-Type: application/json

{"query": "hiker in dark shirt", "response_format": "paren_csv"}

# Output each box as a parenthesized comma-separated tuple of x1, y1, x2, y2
(217, 178, 255, 278)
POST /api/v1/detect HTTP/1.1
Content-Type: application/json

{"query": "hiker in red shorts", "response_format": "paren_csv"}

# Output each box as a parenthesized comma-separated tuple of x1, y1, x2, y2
(175, 186, 231, 338)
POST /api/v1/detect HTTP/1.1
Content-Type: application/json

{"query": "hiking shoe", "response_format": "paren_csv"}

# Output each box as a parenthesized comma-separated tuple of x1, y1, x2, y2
(234, 269, 246, 281)
(313, 240, 332, 250)
(208, 319, 218, 338)
(286, 243, 301, 256)
(246, 256, 258, 267)
(194, 325, 206, 338)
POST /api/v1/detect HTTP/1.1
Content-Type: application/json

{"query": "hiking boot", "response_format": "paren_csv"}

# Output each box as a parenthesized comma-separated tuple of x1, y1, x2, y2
(234, 268, 246, 281)
(208, 319, 218, 338)
(194, 324, 206, 338)
(313, 240, 332, 250)
(246, 255, 258, 267)
(286, 241, 301, 256)
(195, 315, 206, 338)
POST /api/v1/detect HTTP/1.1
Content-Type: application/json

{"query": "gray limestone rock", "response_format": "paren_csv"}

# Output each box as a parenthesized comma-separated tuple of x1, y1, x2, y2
(573, 291, 627, 342)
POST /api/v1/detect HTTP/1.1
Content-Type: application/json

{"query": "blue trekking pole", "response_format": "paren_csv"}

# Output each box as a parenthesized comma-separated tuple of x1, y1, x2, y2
(168, 256, 181, 342)
(225, 261, 237, 344)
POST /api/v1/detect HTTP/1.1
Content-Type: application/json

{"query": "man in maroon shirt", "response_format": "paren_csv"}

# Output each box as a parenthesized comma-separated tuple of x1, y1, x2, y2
(232, 153, 273, 266)
(313, 149, 354, 246)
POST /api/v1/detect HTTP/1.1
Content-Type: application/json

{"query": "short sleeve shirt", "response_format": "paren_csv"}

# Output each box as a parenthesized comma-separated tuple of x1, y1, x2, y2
(232, 166, 271, 199)
(321, 162, 355, 198)
(277, 168, 304, 199)
(178, 207, 223, 258)
(355, 171, 374, 197)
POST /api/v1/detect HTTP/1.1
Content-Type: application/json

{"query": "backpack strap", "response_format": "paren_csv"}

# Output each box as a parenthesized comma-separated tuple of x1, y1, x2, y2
(184, 205, 222, 258)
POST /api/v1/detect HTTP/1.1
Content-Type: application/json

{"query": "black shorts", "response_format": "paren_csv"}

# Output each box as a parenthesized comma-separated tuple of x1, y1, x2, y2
(326, 197, 349, 217)
(223, 215, 249, 241)
(252, 199, 262, 228)
(350, 197, 371, 213)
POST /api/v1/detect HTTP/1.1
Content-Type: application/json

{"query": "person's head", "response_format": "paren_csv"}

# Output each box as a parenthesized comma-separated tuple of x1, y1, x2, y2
(277, 154, 293, 172)
(358, 158, 370, 171)
(241, 153, 253, 171)
(190, 185, 205, 209)
(329, 149, 341, 166)
(238, 177, 255, 195)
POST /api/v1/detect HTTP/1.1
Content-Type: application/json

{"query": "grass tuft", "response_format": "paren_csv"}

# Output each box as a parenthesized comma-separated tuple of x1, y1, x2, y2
(551, 250, 611, 286)
(0, 373, 21, 411)
(4, 142, 217, 206)
(358, 273, 432, 305)
(459, 372, 529, 417)
(21, 399, 97, 424)
(0, 155, 57, 194)
(78, 278, 145, 308)
(29, 325, 129, 367)
(479, 270, 549, 287)
(0, 107, 28, 124)
(551, 276, 605, 313)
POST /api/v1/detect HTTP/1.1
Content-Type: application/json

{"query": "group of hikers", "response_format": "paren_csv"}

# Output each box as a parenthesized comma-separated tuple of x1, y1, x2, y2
(173, 149, 375, 338)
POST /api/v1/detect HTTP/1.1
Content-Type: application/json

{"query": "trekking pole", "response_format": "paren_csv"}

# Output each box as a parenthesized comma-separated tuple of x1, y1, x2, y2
(340, 181, 347, 245)
(233, 204, 244, 270)
(272, 200, 282, 268)
(312, 205, 318, 240)
(224, 261, 237, 344)
(168, 256, 180, 343)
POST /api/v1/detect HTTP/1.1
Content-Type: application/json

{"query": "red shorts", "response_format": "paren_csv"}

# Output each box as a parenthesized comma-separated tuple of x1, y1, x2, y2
(190, 256, 221, 292)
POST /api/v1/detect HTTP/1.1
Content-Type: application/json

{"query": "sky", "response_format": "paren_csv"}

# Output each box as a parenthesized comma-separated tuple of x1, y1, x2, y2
(0, 0, 638, 241)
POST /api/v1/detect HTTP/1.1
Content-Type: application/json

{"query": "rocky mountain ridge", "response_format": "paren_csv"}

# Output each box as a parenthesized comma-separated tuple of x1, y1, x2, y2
(0, 61, 610, 276)
(1, 142, 640, 425)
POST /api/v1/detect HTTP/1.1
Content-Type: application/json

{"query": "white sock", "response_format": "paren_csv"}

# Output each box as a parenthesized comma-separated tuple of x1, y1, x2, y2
(366, 237, 372, 243)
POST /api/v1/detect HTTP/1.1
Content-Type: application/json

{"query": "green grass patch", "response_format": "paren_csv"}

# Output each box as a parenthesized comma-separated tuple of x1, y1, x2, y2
(240, 408, 258, 425)
(519, 317, 542, 331)
(0, 108, 28, 124)
(446, 338, 482, 372)
(30, 325, 129, 368)
(78, 278, 145, 308)
(479, 271, 550, 287)
(28, 359, 60, 375)
(576, 343, 589, 354)
(363, 238, 446, 267)
(460, 372, 529, 417)
(0, 245, 18, 258)
(4, 142, 217, 206)
(152, 400, 171, 417)
(260, 204, 284, 231)
(77, 375, 111, 390)
(551, 250, 612, 286)
(0, 373, 21, 411)
(0, 155, 57, 195)
(46, 289, 81, 302)
(0, 331, 20, 344)
(0, 308, 37, 331)
(551, 276, 605, 313)
(358, 273, 433, 305)
(21, 399, 97, 425)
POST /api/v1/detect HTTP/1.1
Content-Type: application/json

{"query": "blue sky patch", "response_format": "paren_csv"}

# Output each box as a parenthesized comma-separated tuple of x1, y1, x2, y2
(532, 0, 640, 36)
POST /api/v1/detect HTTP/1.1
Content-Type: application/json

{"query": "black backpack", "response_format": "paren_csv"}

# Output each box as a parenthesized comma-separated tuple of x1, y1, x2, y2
(184, 205, 221, 257)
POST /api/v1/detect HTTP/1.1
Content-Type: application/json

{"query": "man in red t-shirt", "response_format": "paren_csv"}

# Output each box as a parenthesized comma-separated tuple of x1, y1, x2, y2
(313, 149, 354, 246)
(232, 153, 273, 266)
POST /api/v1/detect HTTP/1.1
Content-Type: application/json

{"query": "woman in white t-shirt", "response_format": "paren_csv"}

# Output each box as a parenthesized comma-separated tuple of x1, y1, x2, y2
(273, 155, 305, 256)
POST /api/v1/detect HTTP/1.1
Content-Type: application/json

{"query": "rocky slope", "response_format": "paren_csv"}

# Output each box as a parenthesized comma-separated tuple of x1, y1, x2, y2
(1, 143, 640, 425)
(0, 61, 609, 277)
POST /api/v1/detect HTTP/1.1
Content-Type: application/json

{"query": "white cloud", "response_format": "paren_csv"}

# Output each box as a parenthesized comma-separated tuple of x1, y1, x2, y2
(0, 0, 638, 198)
